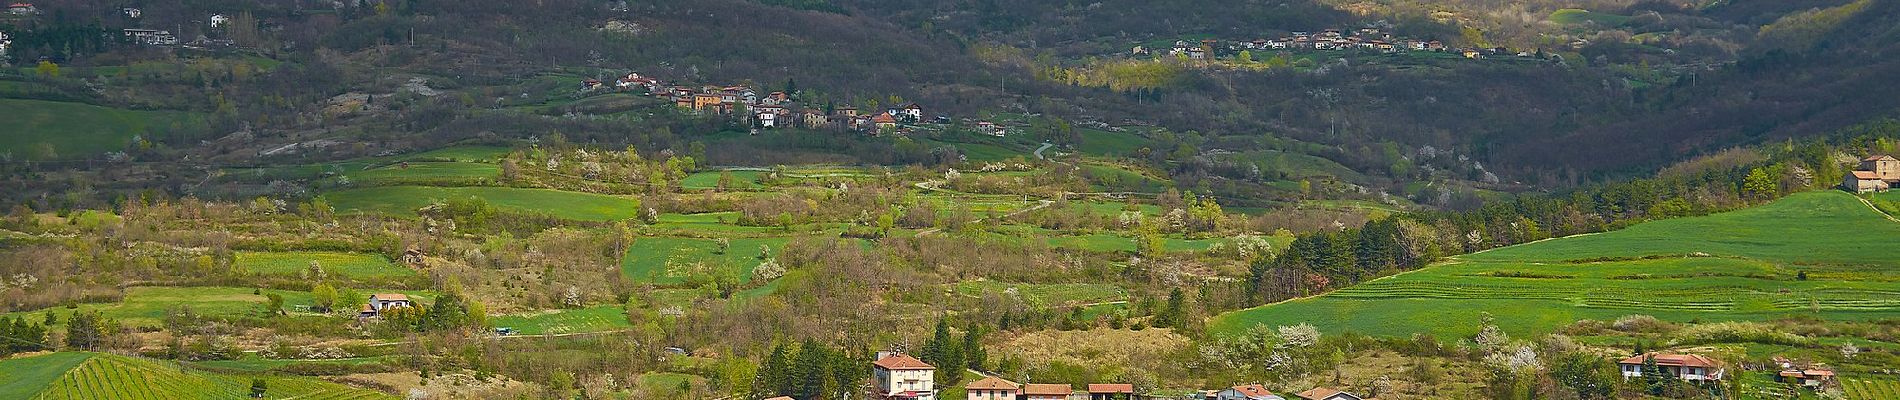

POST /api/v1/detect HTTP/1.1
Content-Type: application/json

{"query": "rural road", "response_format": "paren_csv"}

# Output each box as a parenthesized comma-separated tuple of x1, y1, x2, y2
(1034, 142, 1054, 160)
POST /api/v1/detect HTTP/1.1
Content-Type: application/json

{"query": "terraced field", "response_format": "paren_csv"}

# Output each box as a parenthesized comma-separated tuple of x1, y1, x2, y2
(344, 162, 499, 185)
(1844, 377, 1900, 400)
(0, 99, 207, 161)
(236, 251, 417, 279)
(0, 352, 393, 400)
(325, 186, 642, 221)
(1210, 191, 1900, 338)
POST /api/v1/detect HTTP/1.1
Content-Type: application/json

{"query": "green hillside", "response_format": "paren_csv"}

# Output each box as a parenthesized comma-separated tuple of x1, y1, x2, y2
(1210, 191, 1900, 338)
(0, 352, 393, 400)
(0, 99, 206, 161)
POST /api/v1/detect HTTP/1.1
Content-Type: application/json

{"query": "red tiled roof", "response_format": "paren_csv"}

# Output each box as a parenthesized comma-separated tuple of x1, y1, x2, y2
(1853, 171, 1882, 180)
(966, 376, 1020, 390)
(871, 113, 896, 123)
(872, 353, 934, 370)
(1023, 383, 1072, 396)
(1087, 383, 1134, 393)
(1298, 387, 1342, 400)
(1618, 353, 1718, 368)
(371, 293, 409, 301)
(1231, 384, 1276, 398)
(1866, 155, 1896, 162)
(764, 397, 793, 400)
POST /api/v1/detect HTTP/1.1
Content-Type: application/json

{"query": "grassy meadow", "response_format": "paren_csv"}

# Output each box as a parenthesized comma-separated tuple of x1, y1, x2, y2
(1210, 191, 1900, 338)
(325, 186, 642, 221)
(621, 237, 790, 284)
(491, 305, 634, 335)
(0, 286, 433, 327)
(235, 251, 417, 279)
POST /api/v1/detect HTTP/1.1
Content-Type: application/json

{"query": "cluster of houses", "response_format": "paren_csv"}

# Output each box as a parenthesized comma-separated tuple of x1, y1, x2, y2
(587, 71, 1009, 137)
(1770, 357, 1837, 389)
(867, 353, 1369, 400)
(4, 3, 234, 49)
(1843, 155, 1898, 193)
(1148, 28, 1526, 61)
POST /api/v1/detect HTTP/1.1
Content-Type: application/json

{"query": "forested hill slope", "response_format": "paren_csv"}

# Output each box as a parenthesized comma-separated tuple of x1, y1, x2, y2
(1495, 0, 1900, 174)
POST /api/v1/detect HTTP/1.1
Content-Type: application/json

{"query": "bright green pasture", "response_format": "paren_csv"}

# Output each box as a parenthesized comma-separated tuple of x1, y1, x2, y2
(1043, 233, 1221, 253)
(491, 305, 633, 335)
(682, 170, 764, 189)
(325, 186, 642, 221)
(0, 99, 207, 161)
(235, 251, 416, 279)
(953, 280, 1126, 308)
(345, 162, 499, 185)
(0, 352, 394, 400)
(622, 237, 790, 284)
(1466, 191, 1900, 267)
(1210, 191, 1900, 339)
(1074, 128, 1152, 156)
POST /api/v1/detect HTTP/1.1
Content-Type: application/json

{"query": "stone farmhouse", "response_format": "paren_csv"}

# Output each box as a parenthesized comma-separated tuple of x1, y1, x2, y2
(1618, 353, 1724, 381)
(1843, 155, 1898, 193)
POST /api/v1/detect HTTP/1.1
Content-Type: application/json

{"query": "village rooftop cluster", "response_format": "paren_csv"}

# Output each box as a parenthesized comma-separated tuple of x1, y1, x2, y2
(1143, 27, 1537, 61)
(583, 72, 1010, 137)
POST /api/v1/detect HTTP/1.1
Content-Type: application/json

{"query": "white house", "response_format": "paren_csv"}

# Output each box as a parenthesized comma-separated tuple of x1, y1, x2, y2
(1618, 353, 1724, 381)
(1217, 384, 1285, 400)
(965, 376, 1020, 400)
(874, 352, 936, 400)
(210, 14, 230, 28)
(755, 110, 777, 128)
(358, 293, 414, 317)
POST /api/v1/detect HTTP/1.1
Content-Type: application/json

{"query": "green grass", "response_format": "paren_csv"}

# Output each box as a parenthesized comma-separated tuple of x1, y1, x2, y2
(682, 170, 764, 189)
(490, 305, 633, 335)
(1074, 127, 1152, 156)
(1223, 150, 1364, 182)
(0, 99, 207, 161)
(1210, 191, 1900, 339)
(1044, 233, 1221, 253)
(403, 145, 511, 162)
(953, 280, 1126, 308)
(621, 237, 790, 285)
(0, 352, 394, 399)
(191, 355, 400, 373)
(324, 186, 642, 221)
(345, 162, 499, 185)
(235, 251, 416, 279)
(1549, 8, 1632, 26)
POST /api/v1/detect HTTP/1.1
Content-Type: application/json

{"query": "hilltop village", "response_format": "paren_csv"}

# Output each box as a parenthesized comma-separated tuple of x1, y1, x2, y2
(587, 72, 1009, 137)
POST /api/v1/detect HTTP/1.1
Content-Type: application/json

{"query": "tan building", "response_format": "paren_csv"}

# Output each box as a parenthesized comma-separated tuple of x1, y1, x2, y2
(873, 353, 936, 400)
(1021, 383, 1072, 400)
(1843, 155, 1898, 193)
(965, 376, 1020, 400)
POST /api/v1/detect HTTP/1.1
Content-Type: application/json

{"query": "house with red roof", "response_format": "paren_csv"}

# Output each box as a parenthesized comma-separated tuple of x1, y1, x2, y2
(1217, 384, 1284, 400)
(1295, 387, 1365, 400)
(873, 352, 936, 400)
(1021, 383, 1072, 400)
(7, 2, 36, 15)
(1085, 383, 1135, 400)
(1618, 353, 1724, 381)
(965, 376, 1020, 400)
